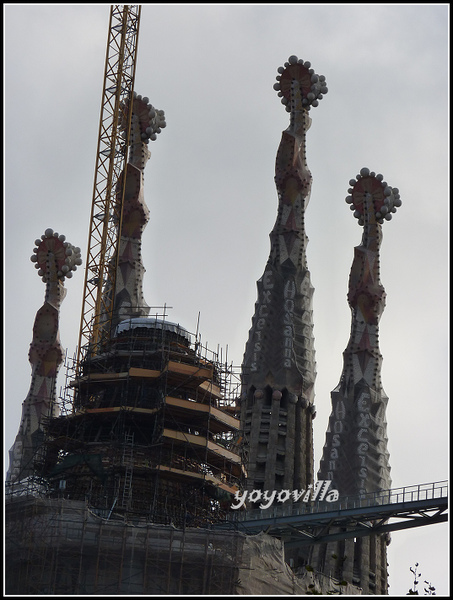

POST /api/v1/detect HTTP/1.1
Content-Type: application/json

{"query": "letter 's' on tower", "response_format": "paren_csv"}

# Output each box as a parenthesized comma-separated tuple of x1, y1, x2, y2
(240, 56, 327, 494)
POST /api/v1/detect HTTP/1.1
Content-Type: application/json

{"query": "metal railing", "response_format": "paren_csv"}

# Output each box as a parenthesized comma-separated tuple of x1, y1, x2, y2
(230, 480, 448, 523)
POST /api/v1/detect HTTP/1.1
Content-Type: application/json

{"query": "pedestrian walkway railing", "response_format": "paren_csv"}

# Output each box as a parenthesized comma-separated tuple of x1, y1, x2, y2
(230, 480, 448, 523)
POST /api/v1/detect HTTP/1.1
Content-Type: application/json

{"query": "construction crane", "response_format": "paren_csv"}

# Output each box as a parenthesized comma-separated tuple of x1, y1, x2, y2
(76, 5, 141, 375)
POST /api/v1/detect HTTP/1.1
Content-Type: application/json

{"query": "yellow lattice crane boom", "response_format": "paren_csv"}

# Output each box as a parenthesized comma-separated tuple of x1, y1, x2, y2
(76, 5, 141, 375)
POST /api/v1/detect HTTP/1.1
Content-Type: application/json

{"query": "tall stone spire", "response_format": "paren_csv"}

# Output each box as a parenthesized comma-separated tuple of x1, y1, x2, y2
(6, 230, 81, 484)
(311, 169, 402, 594)
(241, 56, 327, 494)
(318, 168, 401, 496)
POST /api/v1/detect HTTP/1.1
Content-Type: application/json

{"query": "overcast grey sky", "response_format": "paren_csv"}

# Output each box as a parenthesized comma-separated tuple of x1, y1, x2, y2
(4, 4, 449, 595)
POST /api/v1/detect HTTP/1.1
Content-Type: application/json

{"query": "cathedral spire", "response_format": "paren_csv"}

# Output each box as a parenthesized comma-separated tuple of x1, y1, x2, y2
(311, 169, 401, 595)
(241, 56, 327, 493)
(101, 93, 166, 333)
(318, 168, 401, 497)
(7, 230, 81, 484)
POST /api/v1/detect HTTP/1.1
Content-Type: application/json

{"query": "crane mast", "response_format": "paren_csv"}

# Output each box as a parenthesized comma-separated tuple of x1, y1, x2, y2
(76, 5, 141, 374)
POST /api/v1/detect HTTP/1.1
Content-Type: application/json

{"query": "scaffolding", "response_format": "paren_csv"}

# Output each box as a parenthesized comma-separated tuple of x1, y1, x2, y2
(5, 495, 360, 596)
(4, 310, 365, 596)
(5, 311, 251, 594)
(5, 496, 244, 595)
(9, 311, 245, 529)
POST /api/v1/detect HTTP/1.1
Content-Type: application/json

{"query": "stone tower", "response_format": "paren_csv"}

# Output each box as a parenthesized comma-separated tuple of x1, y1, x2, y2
(240, 56, 327, 495)
(311, 168, 402, 594)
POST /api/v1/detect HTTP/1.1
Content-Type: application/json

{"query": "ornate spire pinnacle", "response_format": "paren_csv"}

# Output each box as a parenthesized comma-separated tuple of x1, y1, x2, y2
(274, 54, 328, 113)
(241, 56, 326, 493)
